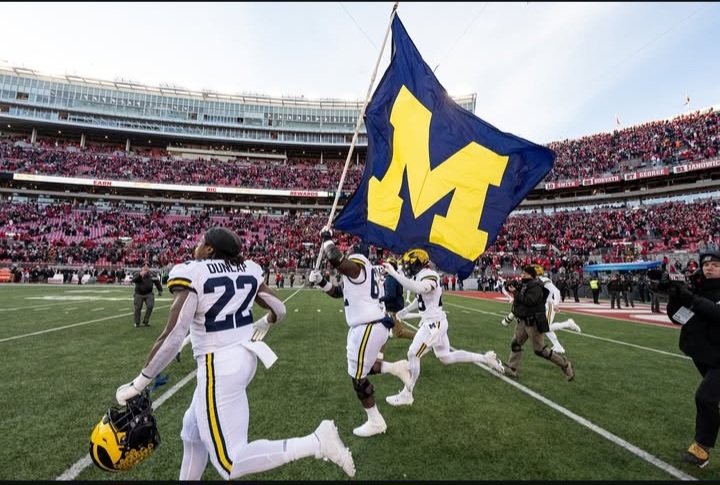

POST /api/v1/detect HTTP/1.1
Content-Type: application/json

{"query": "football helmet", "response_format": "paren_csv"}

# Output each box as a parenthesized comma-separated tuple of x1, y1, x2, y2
(89, 391, 160, 472)
(401, 248, 430, 277)
(351, 240, 370, 258)
(386, 257, 398, 270)
(532, 264, 545, 277)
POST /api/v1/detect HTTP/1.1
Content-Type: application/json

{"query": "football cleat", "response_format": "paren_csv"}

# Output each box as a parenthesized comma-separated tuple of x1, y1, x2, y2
(385, 389, 414, 407)
(352, 417, 387, 437)
(566, 319, 582, 333)
(483, 351, 505, 373)
(552, 344, 566, 355)
(314, 420, 356, 477)
(562, 361, 575, 381)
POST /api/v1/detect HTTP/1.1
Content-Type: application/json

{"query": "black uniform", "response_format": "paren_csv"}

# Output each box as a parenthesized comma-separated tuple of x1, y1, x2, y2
(608, 276, 623, 309)
(506, 267, 573, 380)
(667, 274, 720, 453)
(132, 270, 163, 327)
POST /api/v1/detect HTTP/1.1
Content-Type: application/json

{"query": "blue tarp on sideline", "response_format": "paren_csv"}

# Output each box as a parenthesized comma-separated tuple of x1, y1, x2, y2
(582, 261, 663, 273)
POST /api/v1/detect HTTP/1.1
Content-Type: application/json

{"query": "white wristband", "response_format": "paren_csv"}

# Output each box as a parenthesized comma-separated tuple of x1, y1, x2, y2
(133, 372, 153, 391)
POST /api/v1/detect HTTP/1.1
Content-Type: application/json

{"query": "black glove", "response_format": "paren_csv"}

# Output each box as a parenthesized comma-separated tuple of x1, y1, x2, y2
(666, 281, 693, 303)
(320, 225, 334, 242)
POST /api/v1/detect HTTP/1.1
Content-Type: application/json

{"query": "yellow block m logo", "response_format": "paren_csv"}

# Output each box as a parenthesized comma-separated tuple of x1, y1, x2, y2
(367, 86, 509, 261)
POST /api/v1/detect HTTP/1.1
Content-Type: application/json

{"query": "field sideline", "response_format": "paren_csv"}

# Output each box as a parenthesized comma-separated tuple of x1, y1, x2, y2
(0, 284, 708, 481)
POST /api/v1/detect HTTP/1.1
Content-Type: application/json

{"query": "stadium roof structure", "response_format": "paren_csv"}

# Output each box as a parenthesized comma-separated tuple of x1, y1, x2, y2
(582, 261, 663, 273)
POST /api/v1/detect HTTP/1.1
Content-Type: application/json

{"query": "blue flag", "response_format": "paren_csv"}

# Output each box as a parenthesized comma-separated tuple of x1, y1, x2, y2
(334, 15, 555, 279)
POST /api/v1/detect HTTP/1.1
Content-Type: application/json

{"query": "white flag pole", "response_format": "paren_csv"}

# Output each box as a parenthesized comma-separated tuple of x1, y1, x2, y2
(313, 1, 399, 272)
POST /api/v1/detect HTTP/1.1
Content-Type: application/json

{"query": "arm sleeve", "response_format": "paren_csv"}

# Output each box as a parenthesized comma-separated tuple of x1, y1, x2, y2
(546, 281, 561, 303)
(402, 298, 419, 313)
(141, 291, 197, 379)
(257, 291, 286, 323)
(389, 269, 435, 294)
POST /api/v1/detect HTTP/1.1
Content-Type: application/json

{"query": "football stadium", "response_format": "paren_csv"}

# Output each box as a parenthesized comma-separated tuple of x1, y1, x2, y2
(1, 3, 720, 482)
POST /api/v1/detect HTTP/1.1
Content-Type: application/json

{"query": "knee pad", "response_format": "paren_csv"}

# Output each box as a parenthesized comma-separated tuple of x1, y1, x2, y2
(511, 339, 522, 353)
(352, 377, 374, 401)
(534, 346, 552, 359)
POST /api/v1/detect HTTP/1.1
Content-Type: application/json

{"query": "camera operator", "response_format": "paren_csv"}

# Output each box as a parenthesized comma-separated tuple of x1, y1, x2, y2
(503, 266, 574, 381)
(662, 251, 720, 468)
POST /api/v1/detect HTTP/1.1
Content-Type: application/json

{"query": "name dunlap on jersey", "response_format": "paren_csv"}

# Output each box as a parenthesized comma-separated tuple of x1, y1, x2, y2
(166, 259, 264, 356)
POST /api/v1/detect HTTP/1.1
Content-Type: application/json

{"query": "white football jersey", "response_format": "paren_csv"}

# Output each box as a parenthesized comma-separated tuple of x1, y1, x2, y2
(167, 258, 265, 356)
(342, 253, 386, 327)
(539, 275, 561, 305)
(414, 267, 446, 322)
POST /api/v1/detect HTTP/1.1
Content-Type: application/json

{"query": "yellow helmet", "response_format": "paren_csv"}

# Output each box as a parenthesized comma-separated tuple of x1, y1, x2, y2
(89, 392, 160, 472)
(532, 264, 545, 277)
(401, 248, 430, 277)
(385, 257, 398, 270)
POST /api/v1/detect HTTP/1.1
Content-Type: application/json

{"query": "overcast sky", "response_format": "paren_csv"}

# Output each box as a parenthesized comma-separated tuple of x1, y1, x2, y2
(0, 2, 718, 144)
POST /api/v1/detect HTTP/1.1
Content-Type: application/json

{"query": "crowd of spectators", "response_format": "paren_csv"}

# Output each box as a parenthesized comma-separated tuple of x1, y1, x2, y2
(0, 137, 364, 191)
(545, 109, 720, 181)
(2, 197, 719, 274)
(0, 108, 718, 190)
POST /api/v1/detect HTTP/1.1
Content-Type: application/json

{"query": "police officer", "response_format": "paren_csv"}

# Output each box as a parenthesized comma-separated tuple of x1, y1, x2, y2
(589, 274, 600, 304)
(504, 266, 574, 381)
(666, 250, 720, 468)
(608, 273, 623, 309)
(132, 262, 163, 327)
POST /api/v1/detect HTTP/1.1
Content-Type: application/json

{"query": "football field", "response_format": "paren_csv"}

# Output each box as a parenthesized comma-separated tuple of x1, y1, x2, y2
(0, 284, 709, 481)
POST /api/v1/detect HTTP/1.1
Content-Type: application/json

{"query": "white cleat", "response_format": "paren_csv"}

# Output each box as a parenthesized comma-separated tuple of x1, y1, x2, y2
(394, 360, 413, 389)
(352, 417, 387, 437)
(314, 420, 356, 477)
(551, 344, 566, 355)
(567, 319, 582, 333)
(483, 351, 505, 374)
(385, 390, 414, 407)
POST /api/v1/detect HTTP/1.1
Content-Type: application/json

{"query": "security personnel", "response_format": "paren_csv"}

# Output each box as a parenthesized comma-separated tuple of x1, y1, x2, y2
(504, 266, 574, 381)
(132, 262, 163, 327)
(589, 275, 600, 304)
(608, 273, 623, 309)
(666, 250, 720, 468)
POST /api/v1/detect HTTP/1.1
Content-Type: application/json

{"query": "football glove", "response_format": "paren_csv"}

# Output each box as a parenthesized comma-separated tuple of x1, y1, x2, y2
(116, 373, 152, 406)
(251, 314, 272, 342)
(320, 225, 333, 242)
(309, 270, 323, 284)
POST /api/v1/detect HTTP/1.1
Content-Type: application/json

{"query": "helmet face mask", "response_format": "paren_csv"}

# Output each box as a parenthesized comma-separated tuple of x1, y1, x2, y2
(401, 248, 430, 278)
(89, 392, 160, 472)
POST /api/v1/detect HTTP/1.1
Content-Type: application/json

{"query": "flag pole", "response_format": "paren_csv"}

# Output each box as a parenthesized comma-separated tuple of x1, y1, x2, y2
(313, 1, 399, 272)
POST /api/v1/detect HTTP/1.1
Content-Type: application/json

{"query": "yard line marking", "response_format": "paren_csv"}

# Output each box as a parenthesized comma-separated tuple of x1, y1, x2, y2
(55, 370, 198, 481)
(56, 289, 302, 481)
(443, 302, 690, 360)
(0, 301, 95, 312)
(90, 307, 105, 312)
(402, 319, 696, 481)
(0, 305, 172, 343)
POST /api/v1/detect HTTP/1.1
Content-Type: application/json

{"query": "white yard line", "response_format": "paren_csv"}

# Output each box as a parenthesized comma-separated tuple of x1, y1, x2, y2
(0, 305, 171, 343)
(402, 318, 696, 481)
(443, 302, 689, 360)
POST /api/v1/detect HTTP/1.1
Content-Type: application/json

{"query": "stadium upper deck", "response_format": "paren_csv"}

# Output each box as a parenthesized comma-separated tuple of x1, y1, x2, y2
(0, 66, 476, 156)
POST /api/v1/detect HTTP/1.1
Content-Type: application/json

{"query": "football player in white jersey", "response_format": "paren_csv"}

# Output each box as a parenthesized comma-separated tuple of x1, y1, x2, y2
(114, 227, 355, 479)
(500, 265, 581, 352)
(309, 228, 412, 438)
(381, 249, 505, 407)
